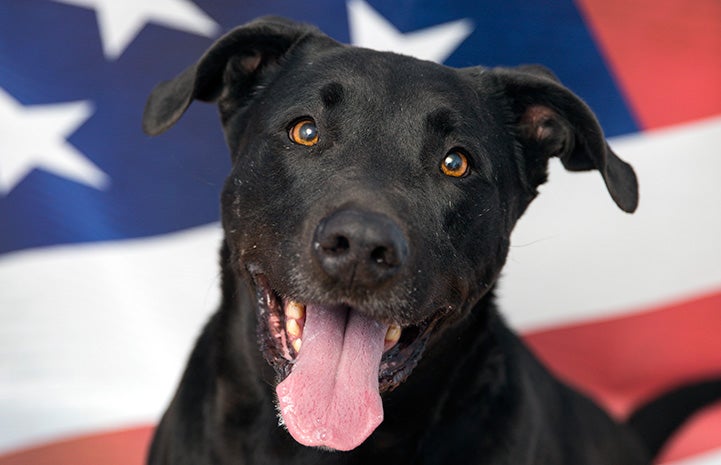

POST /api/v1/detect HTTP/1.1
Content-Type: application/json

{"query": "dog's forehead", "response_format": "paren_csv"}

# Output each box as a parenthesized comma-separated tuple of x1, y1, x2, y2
(249, 44, 501, 148)
(281, 44, 482, 110)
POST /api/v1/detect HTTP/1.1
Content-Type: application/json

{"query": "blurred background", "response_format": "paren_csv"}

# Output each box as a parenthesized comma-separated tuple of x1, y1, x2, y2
(1, 0, 720, 463)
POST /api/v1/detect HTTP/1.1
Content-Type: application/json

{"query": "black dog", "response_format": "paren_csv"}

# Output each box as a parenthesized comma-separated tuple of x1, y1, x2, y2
(142, 17, 717, 464)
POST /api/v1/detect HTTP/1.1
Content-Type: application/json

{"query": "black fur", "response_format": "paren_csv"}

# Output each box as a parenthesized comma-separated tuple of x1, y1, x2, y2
(142, 17, 714, 465)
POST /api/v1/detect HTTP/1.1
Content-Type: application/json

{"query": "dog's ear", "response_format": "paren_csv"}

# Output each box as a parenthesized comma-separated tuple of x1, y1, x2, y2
(142, 16, 320, 136)
(491, 65, 638, 213)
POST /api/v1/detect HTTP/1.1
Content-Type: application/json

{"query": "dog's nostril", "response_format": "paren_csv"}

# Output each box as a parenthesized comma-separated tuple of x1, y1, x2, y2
(370, 246, 398, 268)
(326, 235, 350, 255)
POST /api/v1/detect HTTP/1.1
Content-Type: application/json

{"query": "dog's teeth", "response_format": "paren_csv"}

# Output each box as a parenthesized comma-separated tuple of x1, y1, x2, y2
(286, 318, 301, 338)
(285, 301, 306, 320)
(385, 324, 402, 343)
(292, 338, 302, 353)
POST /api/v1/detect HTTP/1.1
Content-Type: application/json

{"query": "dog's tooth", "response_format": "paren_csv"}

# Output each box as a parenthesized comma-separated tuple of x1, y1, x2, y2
(286, 318, 301, 338)
(292, 338, 302, 353)
(385, 324, 402, 343)
(285, 301, 306, 320)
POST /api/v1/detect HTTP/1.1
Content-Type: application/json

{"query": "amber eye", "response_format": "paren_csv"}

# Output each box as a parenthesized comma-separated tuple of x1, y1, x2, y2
(289, 118, 319, 146)
(441, 150, 470, 177)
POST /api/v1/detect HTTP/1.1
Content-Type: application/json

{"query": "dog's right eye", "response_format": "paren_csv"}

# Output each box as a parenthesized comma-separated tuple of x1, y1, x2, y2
(441, 150, 470, 178)
(289, 118, 319, 146)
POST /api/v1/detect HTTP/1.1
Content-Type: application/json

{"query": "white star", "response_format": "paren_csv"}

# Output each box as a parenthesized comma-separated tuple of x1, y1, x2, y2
(0, 88, 109, 195)
(53, 0, 220, 60)
(347, 0, 474, 63)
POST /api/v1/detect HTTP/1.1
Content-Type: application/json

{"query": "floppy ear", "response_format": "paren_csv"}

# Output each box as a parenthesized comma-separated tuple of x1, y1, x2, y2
(142, 16, 319, 136)
(491, 65, 638, 213)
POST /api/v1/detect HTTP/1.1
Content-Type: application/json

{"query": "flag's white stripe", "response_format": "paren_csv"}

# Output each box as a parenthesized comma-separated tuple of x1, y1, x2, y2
(0, 224, 222, 452)
(1, 116, 720, 452)
(501, 115, 721, 330)
(667, 448, 721, 465)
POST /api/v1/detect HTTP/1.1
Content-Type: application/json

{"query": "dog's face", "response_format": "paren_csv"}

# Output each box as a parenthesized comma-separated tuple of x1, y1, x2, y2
(144, 17, 637, 452)
(222, 46, 514, 328)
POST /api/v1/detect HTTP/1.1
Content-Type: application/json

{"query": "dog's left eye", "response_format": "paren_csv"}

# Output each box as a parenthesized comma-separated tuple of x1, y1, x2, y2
(289, 118, 319, 146)
(441, 150, 470, 178)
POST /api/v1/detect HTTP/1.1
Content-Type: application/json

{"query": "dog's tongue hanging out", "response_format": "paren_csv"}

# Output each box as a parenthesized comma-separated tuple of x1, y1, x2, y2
(276, 304, 388, 451)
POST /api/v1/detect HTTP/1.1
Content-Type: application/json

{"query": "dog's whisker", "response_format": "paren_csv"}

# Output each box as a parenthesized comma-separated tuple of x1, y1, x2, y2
(509, 236, 556, 248)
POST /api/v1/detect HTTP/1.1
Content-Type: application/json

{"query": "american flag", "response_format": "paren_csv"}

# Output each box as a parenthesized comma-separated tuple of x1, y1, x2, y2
(1, 0, 720, 463)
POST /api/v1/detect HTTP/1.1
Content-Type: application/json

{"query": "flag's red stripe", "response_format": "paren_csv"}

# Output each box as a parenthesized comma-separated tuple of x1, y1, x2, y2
(0, 427, 152, 465)
(576, 0, 721, 129)
(525, 289, 721, 416)
(525, 289, 721, 461)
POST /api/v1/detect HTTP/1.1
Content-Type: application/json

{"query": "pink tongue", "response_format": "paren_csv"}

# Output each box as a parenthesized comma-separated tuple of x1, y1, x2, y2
(276, 304, 388, 451)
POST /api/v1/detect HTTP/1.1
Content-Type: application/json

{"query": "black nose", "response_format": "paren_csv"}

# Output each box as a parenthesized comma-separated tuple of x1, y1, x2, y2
(313, 209, 408, 288)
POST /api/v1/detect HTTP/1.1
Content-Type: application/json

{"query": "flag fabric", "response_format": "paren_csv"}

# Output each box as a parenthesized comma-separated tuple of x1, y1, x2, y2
(1, 0, 720, 463)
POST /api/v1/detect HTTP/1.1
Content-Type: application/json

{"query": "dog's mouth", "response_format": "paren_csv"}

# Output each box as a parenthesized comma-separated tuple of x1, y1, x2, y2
(252, 273, 445, 451)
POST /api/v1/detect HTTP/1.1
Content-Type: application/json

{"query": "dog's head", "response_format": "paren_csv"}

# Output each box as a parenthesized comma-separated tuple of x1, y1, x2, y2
(144, 17, 637, 452)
